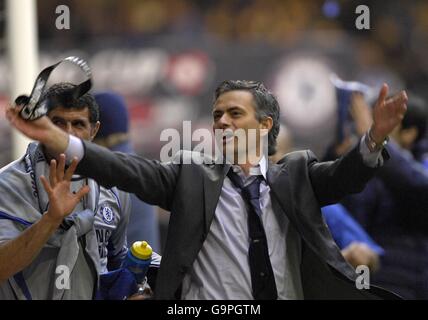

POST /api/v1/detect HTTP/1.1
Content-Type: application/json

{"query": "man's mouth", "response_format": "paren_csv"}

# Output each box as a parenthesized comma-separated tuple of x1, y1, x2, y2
(222, 130, 234, 143)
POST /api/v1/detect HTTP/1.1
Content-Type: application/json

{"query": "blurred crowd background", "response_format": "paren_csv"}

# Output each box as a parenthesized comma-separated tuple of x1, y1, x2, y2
(0, 0, 427, 163)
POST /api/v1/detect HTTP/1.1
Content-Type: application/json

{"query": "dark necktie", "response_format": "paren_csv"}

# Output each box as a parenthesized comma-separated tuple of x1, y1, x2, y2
(227, 169, 278, 300)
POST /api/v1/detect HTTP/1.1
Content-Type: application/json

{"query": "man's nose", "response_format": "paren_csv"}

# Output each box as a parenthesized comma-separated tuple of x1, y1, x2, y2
(217, 114, 231, 129)
(65, 122, 75, 135)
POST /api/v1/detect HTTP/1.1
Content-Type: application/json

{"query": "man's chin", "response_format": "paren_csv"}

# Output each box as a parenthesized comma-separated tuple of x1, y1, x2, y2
(41, 145, 55, 161)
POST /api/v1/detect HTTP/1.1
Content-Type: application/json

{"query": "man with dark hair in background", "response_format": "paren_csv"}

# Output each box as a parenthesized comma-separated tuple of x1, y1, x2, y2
(0, 83, 131, 299)
(7, 80, 407, 299)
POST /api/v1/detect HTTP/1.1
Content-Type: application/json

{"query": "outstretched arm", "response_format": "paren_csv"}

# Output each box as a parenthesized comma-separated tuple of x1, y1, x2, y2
(77, 140, 179, 209)
(310, 84, 407, 205)
(6, 106, 179, 210)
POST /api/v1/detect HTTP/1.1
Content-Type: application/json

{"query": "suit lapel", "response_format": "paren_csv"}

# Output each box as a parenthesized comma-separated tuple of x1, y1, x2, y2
(202, 163, 230, 236)
(267, 162, 291, 204)
(267, 162, 302, 233)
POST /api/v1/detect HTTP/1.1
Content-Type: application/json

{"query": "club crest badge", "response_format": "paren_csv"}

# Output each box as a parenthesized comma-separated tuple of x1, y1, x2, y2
(101, 206, 114, 224)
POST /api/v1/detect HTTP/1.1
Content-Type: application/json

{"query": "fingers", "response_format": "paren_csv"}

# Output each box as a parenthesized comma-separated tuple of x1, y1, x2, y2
(39, 175, 53, 195)
(5, 107, 20, 126)
(49, 155, 79, 184)
(400, 90, 408, 103)
(75, 185, 90, 201)
(386, 90, 408, 106)
(385, 90, 408, 119)
(8, 103, 23, 113)
(49, 159, 58, 186)
(6, 103, 25, 120)
(376, 83, 389, 108)
(64, 157, 79, 181)
(5, 106, 36, 138)
(57, 154, 66, 182)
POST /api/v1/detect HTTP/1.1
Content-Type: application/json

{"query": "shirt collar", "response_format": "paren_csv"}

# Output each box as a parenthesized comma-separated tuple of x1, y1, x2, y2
(231, 155, 268, 180)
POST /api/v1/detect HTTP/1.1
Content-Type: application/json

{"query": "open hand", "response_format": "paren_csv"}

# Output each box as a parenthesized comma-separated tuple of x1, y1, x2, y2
(371, 84, 408, 143)
(40, 154, 90, 225)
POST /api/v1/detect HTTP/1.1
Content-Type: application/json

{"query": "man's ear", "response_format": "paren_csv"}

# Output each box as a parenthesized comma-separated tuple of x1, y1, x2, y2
(400, 126, 418, 146)
(260, 117, 273, 137)
(90, 121, 101, 141)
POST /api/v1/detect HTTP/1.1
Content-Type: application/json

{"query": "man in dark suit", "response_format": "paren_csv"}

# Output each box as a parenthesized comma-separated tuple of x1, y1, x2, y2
(7, 80, 407, 299)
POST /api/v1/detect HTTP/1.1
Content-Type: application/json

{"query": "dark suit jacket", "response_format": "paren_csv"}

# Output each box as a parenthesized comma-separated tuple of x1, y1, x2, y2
(76, 140, 399, 299)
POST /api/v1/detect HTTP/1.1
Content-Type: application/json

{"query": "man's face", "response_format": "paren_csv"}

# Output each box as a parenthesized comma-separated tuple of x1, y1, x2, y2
(396, 126, 418, 150)
(48, 106, 100, 141)
(212, 90, 271, 162)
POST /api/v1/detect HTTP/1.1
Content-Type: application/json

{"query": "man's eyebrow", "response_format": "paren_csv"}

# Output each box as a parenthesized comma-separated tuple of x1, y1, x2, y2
(227, 106, 244, 112)
(51, 116, 65, 121)
(51, 116, 89, 123)
(213, 106, 244, 113)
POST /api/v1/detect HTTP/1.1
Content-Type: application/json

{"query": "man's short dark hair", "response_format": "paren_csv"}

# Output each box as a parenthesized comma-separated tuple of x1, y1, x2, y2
(214, 80, 280, 156)
(42, 82, 99, 124)
(401, 93, 428, 143)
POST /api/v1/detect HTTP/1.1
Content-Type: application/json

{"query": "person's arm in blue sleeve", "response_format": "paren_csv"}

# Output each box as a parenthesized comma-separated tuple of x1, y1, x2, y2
(322, 204, 384, 254)
(322, 203, 383, 271)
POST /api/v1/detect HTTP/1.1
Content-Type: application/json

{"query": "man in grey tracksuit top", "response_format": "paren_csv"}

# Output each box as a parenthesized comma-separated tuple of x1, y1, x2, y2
(0, 83, 130, 299)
